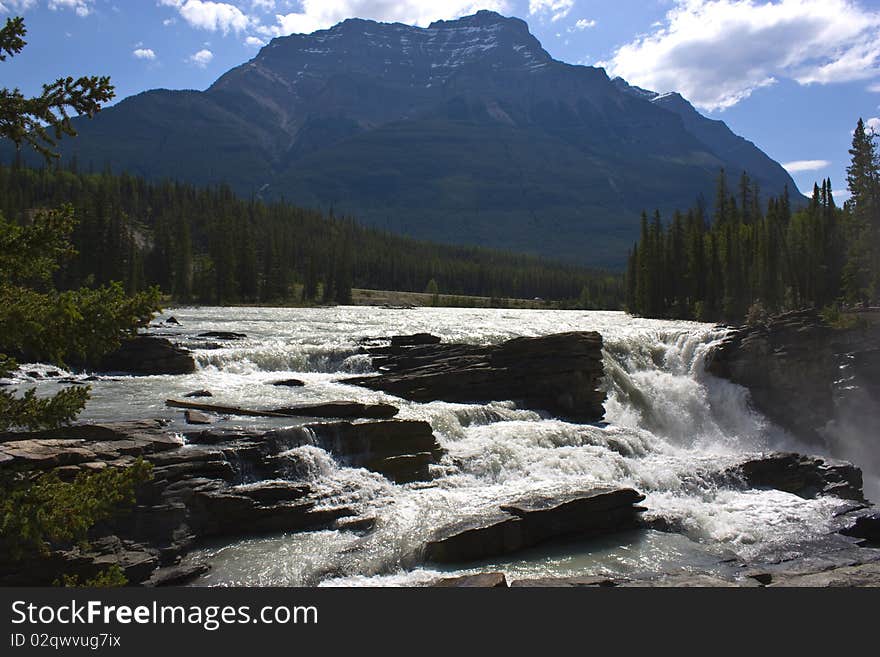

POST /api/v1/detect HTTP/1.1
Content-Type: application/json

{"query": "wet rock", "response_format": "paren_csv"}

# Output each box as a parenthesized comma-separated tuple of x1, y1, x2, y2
(184, 410, 214, 425)
(198, 331, 247, 340)
(184, 390, 213, 398)
(707, 310, 835, 445)
(706, 309, 880, 446)
(346, 331, 606, 422)
(434, 573, 508, 587)
(270, 379, 306, 388)
(424, 488, 645, 563)
(730, 453, 864, 501)
(98, 336, 196, 375)
(165, 317, 181, 326)
(269, 420, 443, 483)
(842, 513, 880, 544)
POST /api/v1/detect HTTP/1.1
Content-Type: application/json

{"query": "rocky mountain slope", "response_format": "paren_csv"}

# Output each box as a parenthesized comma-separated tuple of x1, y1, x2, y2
(37, 11, 800, 267)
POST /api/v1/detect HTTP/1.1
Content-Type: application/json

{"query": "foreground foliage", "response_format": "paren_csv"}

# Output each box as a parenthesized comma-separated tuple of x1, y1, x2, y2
(0, 459, 153, 563)
(0, 16, 157, 586)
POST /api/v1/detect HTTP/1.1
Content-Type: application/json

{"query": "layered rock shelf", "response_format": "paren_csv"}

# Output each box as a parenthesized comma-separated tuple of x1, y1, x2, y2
(346, 331, 606, 422)
(0, 418, 444, 586)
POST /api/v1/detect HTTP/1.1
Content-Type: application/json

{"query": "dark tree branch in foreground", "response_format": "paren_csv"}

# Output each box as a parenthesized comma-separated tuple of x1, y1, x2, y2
(0, 17, 115, 160)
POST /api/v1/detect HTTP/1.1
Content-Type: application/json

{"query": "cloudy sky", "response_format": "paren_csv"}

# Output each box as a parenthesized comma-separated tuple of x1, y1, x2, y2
(2, 0, 879, 199)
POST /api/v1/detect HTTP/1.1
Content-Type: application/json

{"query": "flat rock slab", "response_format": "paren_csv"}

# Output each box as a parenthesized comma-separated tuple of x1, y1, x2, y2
(511, 576, 617, 587)
(433, 573, 508, 588)
(345, 331, 606, 423)
(273, 402, 399, 420)
(424, 488, 645, 563)
(0, 421, 181, 470)
(766, 562, 880, 587)
(166, 399, 399, 420)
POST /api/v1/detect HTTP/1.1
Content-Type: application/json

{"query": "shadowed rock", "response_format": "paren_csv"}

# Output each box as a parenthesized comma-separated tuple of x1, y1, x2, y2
(98, 336, 196, 375)
(424, 488, 645, 563)
(729, 453, 864, 502)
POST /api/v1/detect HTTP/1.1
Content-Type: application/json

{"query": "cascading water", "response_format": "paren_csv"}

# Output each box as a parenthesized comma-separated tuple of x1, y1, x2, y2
(11, 306, 866, 585)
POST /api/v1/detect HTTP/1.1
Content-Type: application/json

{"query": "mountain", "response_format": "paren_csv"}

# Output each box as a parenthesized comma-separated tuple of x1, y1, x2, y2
(32, 10, 800, 267)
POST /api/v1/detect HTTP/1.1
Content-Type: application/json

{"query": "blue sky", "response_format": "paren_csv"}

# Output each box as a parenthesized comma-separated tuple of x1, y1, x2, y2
(2, 0, 880, 200)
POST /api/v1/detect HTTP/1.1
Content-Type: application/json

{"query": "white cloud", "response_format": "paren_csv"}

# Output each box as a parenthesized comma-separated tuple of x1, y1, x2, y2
(529, 0, 574, 22)
(187, 48, 214, 67)
(573, 18, 597, 30)
(869, 82, 880, 92)
(529, 0, 574, 23)
(244, 35, 265, 47)
(0, 0, 38, 12)
(251, 0, 274, 10)
(605, 0, 880, 112)
(159, 0, 250, 34)
(48, 0, 93, 16)
(264, 1, 509, 37)
(868, 117, 880, 134)
(783, 159, 831, 173)
(133, 47, 157, 60)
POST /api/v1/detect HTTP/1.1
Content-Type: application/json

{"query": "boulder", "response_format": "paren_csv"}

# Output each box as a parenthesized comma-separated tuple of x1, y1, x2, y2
(346, 331, 606, 422)
(184, 390, 213, 398)
(184, 410, 214, 425)
(270, 379, 306, 388)
(729, 453, 864, 501)
(98, 336, 196, 375)
(424, 488, 645, 563)
(198, 331, 247, 340)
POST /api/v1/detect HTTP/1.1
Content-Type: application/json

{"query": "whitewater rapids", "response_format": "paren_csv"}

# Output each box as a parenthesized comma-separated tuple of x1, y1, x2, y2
(14, 307, 864, 585)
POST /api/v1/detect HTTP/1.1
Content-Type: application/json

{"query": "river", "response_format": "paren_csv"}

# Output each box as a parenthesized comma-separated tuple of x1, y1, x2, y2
(19, 307, 869, 585)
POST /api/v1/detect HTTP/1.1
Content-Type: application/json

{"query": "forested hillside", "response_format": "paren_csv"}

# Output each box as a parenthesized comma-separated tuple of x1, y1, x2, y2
(0, 163, 622, 308)
(625, 119, 879, 323)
